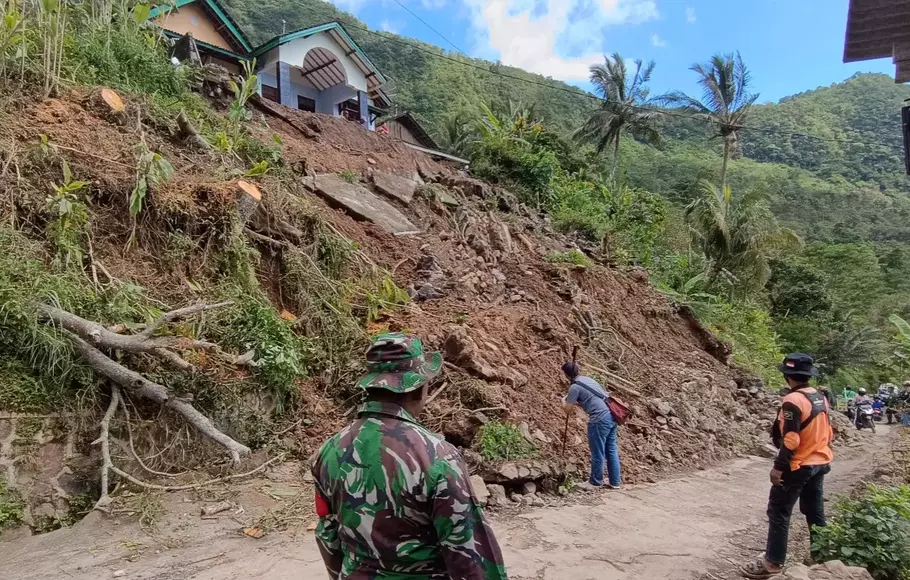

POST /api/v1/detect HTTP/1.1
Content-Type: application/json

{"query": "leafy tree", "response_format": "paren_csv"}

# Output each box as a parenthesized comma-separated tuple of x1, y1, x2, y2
(686, 180, 799, 292)
(575, 53, 663, 182)
(666, 52, 759, 187)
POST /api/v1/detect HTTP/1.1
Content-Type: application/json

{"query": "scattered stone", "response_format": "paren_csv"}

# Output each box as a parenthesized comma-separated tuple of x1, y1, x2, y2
(519, 481, 537, 495)
(313, 174, 417, 234)
(200, 500, 233, 516)
(519, 421, 533, 443)
(655, 415, 668, 426)
(487, 220, 513, 253)
(509, 294, 522, 303)
(755, 443, 778, 459)
(468, 411, 490, 426)
(699, 417, 719, 433)
(748, 387, 760, 397)
(486, 484, 507, 507)
(509, 492, 523, 504)
(491, 268, 506, 283)
(654, 400, 674, 417)
(372, 171, 418, 204)
(112, 571, 126, 578)
(532, 429, 551, 444)
(469, 475, 490, 506)
(415, 282, 444, 301)
(496, 463, 520, 481)
(517, 466, 531, 479)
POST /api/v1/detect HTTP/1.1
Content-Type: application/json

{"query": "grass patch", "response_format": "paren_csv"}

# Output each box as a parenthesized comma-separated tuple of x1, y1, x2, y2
(0, 481, 25, 531)
(477, 421, 538, 461)
(544, 249, 590, 268)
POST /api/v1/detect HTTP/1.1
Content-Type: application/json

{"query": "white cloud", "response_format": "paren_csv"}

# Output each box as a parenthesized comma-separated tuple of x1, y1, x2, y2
(686, 6, 696, 23)
(379, 18, 402, 33)
(651, 33, 667, 47)
(462, 0, 659, 81)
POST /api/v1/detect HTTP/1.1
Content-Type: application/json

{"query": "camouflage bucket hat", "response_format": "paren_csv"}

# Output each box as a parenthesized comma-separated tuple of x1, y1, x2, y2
(358, 332, 443, 393)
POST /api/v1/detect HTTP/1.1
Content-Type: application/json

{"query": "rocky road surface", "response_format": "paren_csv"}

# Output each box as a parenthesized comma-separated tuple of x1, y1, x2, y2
(0, 426, 894, 580)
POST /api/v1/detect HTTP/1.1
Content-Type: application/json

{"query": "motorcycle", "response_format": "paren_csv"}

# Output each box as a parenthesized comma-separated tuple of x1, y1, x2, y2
(873, 407, 884, 422)
(854, 403, 876, 433)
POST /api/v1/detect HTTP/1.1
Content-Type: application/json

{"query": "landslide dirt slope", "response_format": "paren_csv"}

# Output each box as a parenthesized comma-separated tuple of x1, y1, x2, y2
(248, 101, 779, 482)
(0, 87, 774, 498)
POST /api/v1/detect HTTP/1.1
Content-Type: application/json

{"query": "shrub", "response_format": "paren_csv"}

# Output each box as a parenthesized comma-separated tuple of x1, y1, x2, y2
(545, 249, 590, 268)
(703, 300, 783, 386)
(813, 485, 910, 580)
(0, 481, 24, 531)
(66, 22, 190, 98)
(477, 421, 538, 461)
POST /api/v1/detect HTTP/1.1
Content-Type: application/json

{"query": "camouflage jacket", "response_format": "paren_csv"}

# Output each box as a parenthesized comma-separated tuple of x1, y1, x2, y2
(311, 401, 507, 580)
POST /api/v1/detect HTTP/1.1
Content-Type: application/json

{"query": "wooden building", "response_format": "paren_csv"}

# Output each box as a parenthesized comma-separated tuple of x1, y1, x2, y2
(844, 0, 910, 81)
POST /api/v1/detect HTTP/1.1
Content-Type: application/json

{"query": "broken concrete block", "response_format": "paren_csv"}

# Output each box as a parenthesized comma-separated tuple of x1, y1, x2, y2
(372, 171, 418, 204)
(312, 173, 416, 234)
(469, 475, 490, 506)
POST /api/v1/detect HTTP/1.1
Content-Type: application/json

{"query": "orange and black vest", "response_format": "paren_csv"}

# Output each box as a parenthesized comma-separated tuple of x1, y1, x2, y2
(772, 387, 834, 472)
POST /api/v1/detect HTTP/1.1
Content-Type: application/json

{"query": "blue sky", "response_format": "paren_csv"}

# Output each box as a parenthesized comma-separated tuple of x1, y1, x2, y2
(327, 0, 894, 103)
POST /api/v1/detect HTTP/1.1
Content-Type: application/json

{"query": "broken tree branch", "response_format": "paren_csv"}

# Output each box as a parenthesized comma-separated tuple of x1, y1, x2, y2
(38, 302, 232, 371)
(93, 384, 121, 511)
(60, 329, 250, 463)
(579, 358, 643, 398)
(109, 455, 282, 492)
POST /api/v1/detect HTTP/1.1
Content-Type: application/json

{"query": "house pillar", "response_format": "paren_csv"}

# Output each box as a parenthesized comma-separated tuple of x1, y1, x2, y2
(276, 61, 295, 108)
(358, 90, 369, 128)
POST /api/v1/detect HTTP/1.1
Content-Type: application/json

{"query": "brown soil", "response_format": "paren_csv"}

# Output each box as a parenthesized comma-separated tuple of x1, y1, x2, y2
(1, 88, 774, 496)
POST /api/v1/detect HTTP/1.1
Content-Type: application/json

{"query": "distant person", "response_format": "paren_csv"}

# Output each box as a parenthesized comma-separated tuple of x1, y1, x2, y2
(562, 361, 621, 490)
(741, 353, 834, 579)
(854, 387, 873, 406)
(311, 333, 507, 579)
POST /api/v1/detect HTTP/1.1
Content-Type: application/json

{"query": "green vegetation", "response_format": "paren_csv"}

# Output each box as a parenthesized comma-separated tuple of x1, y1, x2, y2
(0, 481, 25, 531)
(813, 485, 910, 580)
(575, 53, 663, 182)
(477, 421, 538, 462)
(545, 249, 590, 268)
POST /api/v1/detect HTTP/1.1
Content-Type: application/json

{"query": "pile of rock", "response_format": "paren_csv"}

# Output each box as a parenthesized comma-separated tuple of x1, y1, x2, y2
(771, 561, 872, 580)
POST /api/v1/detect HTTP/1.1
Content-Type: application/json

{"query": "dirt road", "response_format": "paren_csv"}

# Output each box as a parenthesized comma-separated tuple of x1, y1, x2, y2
(0, 427, 892, 580)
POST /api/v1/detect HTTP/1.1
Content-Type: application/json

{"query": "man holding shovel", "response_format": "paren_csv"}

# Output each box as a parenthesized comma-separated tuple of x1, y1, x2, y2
(562, 359, 622, 490)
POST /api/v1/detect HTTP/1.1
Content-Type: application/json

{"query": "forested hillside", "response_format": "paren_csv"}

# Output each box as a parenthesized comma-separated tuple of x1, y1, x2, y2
(222, 0, 910, 388)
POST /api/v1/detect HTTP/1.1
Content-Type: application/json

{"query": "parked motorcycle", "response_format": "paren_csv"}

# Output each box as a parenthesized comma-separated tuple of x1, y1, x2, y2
(854, 403, 876, 433)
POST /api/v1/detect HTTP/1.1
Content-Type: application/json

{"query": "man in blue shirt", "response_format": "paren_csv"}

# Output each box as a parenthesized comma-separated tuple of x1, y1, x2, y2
(562, 361, 622, 490)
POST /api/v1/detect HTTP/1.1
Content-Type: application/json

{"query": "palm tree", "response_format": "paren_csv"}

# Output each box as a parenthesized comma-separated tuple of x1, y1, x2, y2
(666, 52, 758, 188)
(437, 112, 474, 156)
(575, 53, 664, 183)
(686, 179, 800, 292)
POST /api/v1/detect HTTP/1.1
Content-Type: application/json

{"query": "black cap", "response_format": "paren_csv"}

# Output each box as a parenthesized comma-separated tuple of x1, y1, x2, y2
(777, 353, 819, 378)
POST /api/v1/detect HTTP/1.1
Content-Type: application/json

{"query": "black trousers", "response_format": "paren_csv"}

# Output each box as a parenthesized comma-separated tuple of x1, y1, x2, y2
(765, 463, 831, 565)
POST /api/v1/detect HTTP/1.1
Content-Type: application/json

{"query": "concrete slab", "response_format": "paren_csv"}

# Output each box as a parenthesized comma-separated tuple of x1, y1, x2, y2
(313, 173, 417, 234)
(371, 171, 417, 204)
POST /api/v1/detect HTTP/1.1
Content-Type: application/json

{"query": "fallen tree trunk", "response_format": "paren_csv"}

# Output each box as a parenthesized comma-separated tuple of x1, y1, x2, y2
(38, 302, 252, 464)
(38, 302, 235, 371)
(64, 330, 251, 463)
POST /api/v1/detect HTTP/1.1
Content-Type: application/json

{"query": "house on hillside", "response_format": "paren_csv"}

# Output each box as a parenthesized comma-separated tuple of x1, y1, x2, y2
(150, 0, 390, 129)
(378, 112, 470, 165)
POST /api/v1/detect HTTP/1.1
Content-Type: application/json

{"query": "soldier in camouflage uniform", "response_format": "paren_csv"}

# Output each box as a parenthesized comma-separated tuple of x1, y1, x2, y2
(311, 332, 508, 579)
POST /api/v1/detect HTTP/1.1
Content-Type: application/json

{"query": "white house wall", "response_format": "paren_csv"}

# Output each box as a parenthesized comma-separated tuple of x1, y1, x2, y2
(277, 35, 368, 93)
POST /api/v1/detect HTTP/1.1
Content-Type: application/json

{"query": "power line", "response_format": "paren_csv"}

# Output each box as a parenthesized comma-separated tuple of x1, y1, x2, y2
(389, 0, 467, 56)
(302, 4, 903, 152)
